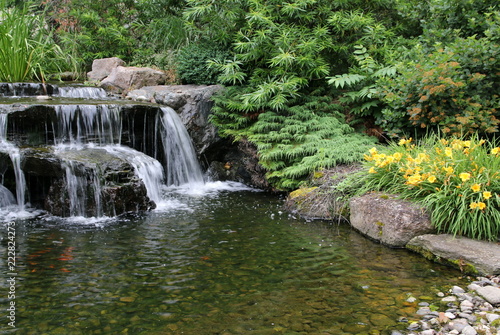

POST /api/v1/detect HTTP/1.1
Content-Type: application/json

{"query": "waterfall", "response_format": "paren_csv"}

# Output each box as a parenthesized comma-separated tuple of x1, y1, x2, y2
(54, 105, 122, 146)
(103, 146, 165, 205)
(160, 107, 205, 187)
(0, 91, 208, 218)
(0, 184, 16, 207)
(61, 159, 103, 218)
(0, 114, 26, 210)
(57, 86, 108, 99)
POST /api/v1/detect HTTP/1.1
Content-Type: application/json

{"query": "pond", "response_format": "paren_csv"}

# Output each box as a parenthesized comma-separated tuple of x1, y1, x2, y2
(1, 184, 466, 335)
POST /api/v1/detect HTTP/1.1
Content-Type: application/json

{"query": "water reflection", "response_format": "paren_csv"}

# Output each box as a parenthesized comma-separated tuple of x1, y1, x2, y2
(0, 190, 466, 334)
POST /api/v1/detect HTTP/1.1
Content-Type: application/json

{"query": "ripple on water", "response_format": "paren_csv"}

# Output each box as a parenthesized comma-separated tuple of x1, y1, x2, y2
(0, 191, 467, 335)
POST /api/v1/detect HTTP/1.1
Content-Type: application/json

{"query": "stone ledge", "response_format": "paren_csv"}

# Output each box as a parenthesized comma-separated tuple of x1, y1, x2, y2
(407, 234, 500, 276)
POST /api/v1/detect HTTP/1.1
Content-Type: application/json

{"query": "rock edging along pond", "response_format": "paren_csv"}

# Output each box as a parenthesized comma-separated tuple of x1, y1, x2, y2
(287, 186, 500, 276)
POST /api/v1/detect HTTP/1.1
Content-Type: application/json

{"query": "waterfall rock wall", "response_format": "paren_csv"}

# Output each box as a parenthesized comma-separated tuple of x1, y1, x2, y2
(127, 85, 271, 190)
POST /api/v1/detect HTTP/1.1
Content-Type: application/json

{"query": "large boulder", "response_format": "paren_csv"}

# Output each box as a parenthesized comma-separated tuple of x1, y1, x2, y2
(87, 57, 125, 82)
(349, 192, 435, 247)
(284, 165, 362, 220)
(20, 147, 154, 217)
(407, 234, 500, 275)
(100, 66, 167, 94)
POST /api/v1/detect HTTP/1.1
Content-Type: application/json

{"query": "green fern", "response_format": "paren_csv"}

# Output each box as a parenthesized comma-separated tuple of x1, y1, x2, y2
(246, 97, 376, 190)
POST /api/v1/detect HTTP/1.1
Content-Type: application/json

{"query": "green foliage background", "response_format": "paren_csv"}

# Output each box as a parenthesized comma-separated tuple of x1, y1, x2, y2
(1, 0, 499, 194)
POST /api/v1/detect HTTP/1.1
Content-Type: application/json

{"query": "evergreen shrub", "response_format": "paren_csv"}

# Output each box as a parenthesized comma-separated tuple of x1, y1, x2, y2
(176, 42, 230, 85)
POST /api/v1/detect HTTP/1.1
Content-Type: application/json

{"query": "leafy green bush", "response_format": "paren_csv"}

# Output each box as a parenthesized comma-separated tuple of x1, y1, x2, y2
(357, 136, 500, 241)
(176, 42, 231, 85)
(377, 35, 500, 138)
(211, 91, 376, 190)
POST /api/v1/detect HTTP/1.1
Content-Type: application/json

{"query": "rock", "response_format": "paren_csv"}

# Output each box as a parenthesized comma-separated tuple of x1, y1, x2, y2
(284, 165, 362, 220)
(349, 192, 435, 247)
(485, 313, 500, 323)
(406, 234, 500, 275)
(461, 325, 478, 335)
(100, 66, 167, 94)
(448, 318, 469, 332)
(87, 57, 125, 82)
(20, 147, 154, 217)
(476, 286, 500, 305)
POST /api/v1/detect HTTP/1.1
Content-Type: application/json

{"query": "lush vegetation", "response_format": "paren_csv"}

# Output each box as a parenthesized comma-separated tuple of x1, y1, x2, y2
(0, 0, 77, 81)
(353, 136, 500, 241)
(1, 0, 499, 239)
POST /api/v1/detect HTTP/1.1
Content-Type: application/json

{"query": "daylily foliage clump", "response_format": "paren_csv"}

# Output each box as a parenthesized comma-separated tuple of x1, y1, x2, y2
(361, 136, 500, 241)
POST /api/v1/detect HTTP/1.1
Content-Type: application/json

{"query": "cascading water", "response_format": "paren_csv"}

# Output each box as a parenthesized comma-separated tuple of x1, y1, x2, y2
(61, 159, 103, 218)
(0, 114, 26, 211)
(54, 104, 122, 146)
(0, 184, 15, 207)
(0, 83, 227, 219)
(103, 146, 165, 205)
(56, 86, 108, 99)
(160, 107, 205, 187)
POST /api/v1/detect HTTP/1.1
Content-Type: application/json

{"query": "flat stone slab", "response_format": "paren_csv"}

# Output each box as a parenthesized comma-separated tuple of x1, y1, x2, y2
(407, 234, 500, 275)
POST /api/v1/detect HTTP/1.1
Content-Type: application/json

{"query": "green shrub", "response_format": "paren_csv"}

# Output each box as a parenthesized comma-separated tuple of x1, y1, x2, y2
(356, 135, 500, 241)
(176, 42, 231, 85)
(211, 91, 377, 190)
(377, 36, 500, 138)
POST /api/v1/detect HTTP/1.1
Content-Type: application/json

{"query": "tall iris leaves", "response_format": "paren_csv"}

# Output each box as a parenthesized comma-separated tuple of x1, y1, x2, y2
(0, 2, 37, 81)
(0, 1, 75, 82)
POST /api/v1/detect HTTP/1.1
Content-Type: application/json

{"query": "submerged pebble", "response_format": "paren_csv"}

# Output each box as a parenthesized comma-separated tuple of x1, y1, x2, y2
(405, 275, 500, 335)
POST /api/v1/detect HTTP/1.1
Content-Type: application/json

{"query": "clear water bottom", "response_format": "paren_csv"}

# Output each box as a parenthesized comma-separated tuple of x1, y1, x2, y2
(0, 186, 466, 334)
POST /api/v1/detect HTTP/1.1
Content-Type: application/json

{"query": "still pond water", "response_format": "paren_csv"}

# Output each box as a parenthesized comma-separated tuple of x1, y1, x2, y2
(1, 184, 466, 335)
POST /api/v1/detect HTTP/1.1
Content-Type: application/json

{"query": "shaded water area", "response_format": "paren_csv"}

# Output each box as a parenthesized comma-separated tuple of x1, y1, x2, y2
(1, 190, 466, 335)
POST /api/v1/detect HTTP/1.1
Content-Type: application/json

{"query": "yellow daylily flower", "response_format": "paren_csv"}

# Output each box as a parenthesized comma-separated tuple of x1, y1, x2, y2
(443, 166, 454, 175)
(483, 191, 492, 200)
(459, 172, 471, 182)
(471, 184, 481, 192)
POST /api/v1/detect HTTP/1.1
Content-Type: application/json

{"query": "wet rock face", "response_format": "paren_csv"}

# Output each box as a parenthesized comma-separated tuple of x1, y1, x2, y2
(127, 85, 272, 190)
(21, 147, 154, 217)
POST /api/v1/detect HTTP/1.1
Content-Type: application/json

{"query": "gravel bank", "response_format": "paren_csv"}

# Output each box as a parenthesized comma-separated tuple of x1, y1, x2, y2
(396, 276, 500, 335)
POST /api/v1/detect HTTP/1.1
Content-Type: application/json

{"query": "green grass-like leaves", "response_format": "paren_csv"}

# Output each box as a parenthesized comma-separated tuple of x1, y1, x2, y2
(0, 1, 79, 82)
(357, 135, 500, 241)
